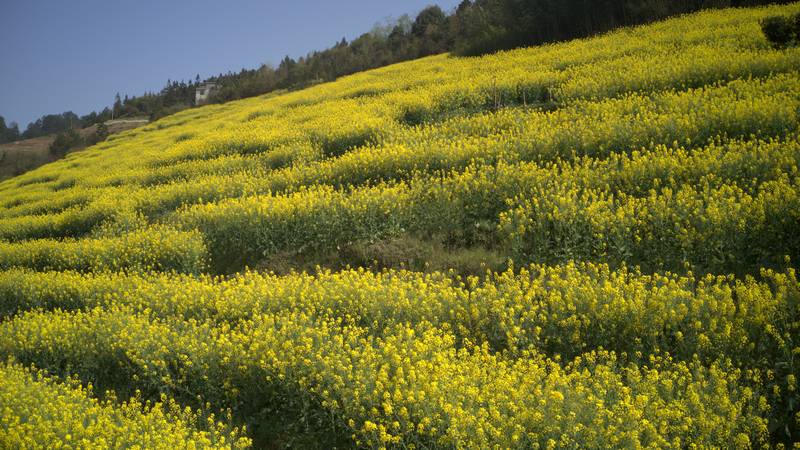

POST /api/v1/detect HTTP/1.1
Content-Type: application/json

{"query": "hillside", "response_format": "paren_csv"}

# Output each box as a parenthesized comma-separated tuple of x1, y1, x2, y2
(1, 4, 799, 448)
(0, 119, 148, 181)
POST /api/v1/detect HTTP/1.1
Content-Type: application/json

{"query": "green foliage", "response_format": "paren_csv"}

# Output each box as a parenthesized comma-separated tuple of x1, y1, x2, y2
(48, 128, 84, 156)
(452, 0, 798, 56)
(0, 116, 20, 144)
(761, 13, 800, 47)
(0, 362, 250, 449)
(87, 122, 109, 145)
(24, 111, 82, 139)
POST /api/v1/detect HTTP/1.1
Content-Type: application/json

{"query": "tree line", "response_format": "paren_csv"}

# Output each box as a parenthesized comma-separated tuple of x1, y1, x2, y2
(208, 0, 791, 101)
(2, 0, 790, 146)
(449, 0, 790, 55)
(0, 117, 21, 145)
(0, 79, 200, 145)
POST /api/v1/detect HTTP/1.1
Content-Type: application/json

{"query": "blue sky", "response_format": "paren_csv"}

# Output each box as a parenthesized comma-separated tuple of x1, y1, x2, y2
(0, 0, 460, 129)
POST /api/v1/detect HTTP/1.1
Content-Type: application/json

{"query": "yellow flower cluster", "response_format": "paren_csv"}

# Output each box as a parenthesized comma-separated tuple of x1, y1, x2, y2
(499, 173, 800, 274)
(0, 226, 206, 273)
(0, 303, 772, 449)
(0, 262, 796, 446)
(0, 262, 795, 374)
(1, 73, 797, 243)
(174, 134, 799, 274)
(0, 3, 797, 447)
(0, 362, 250, 449)
(0, 4, 796, 224)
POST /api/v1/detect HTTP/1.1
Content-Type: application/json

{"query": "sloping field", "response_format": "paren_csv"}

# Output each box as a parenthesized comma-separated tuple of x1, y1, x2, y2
(0, 119, 148, 181)
(1, 4, 799, 448)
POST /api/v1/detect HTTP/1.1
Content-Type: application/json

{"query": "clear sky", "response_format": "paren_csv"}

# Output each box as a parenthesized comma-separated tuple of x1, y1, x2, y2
(0, 0, 461, 129)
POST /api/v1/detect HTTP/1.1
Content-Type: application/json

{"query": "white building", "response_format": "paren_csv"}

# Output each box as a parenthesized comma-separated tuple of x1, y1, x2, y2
(195, 82, 219, 105)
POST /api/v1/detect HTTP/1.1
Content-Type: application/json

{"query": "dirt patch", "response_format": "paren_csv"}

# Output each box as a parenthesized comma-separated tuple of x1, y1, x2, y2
(254, 235, 509, 279)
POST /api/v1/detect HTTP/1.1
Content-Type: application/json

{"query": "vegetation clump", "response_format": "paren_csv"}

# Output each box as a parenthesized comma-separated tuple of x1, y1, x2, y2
(0, 4, 799, 448)
(48, 128, 83, 156)
(762, 12, 800, 47)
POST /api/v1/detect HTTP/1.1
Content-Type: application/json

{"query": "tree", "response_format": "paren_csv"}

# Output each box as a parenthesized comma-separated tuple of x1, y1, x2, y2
(87, 122, 109, 145)
(22, 112, 82, 139)
(49, 128, 83, 156)
(112, 93, 123, 119)
(277, 56, 298, 87)
(412, 5, 447, 38)
(761, 13, 800, 48)
(7, 122, 20, 143)
(81, 111, 99, 127)
(450, 0, 793, 56)
(0, 116, 20, 144)
(98, 107, 113, 123)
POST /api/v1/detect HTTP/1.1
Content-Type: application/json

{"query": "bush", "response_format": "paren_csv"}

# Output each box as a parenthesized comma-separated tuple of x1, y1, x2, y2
(795, 12, 800, 39)
(49, 128, 83, 156)
(87, 122, 109, 145)
(150, 103, 191, 121)
(761, 14, 799, 48)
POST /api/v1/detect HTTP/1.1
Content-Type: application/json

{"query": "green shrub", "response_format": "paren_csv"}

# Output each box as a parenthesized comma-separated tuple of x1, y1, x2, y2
(87, 122, 109, 145)
(761, 14, 799, 48)
(49, 128, 83, 156)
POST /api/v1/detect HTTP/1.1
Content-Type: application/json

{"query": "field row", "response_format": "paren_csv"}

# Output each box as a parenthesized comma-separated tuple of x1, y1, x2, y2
(0, 363, 249, 449)
(0, 262, 794, 369)
(1, 73, 797, 227)
(0, 261, 795, 446)
(0, 304, 770, 449)
(175, 152, 799, 275)
(0, 135, 794, 275)
(0, 226, 206, 273)
(0, 5, 797, 203)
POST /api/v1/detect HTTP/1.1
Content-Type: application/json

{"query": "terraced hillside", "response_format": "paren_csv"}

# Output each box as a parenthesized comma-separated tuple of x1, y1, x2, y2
(1, 4, 800, 448)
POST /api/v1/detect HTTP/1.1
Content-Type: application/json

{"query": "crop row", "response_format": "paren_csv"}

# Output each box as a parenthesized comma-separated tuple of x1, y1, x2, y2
(0, 72, 796, 246)
(0, 262, 795, 384)
(0, 135, 794, 275)
(0, 304, 769, 449)
(2, 260, 794, 442)
(0, 362, 249, 449)
(0, 226, 206, 273)
(14, 72, 800, 216)
(0, 4, 796, 215)
(174, 143, 799, 274)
